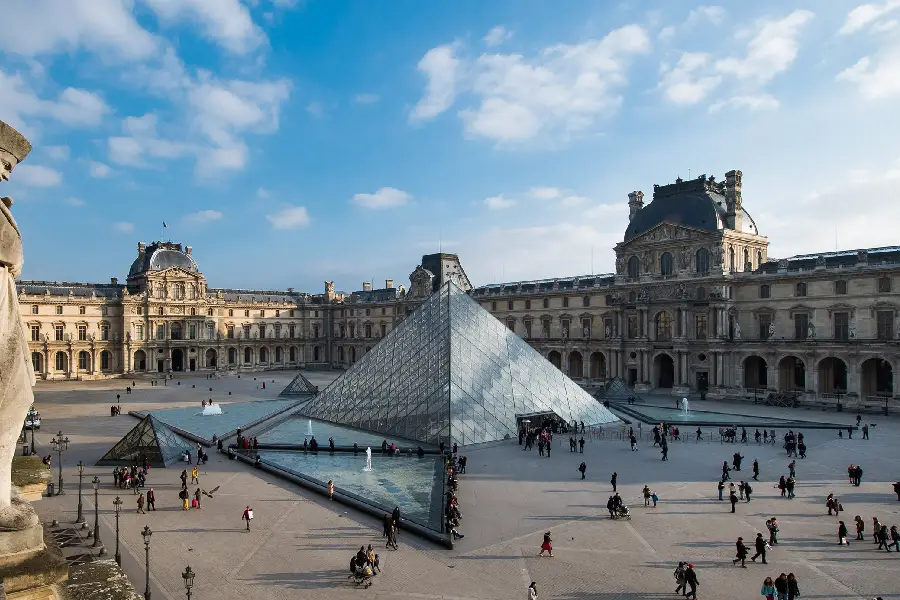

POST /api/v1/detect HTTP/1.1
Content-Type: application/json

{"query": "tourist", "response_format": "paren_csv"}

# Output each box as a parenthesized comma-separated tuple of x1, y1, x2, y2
(894, 481, 900, 501)
(643, 485, 652, 506)
(839, 520, 849, 545)
(328, 479, 334, 500)
(733, 452, 743, 471)
(660, 440, 668, 461)
(578, 437, 584, 453)
(610, 471, 617, 492)
(854, 465, 863, 486)
(386, 521, 398, 550)
(683, 563, 698, 599)
(180, 469, 188, 490)
(718, 479, 725, 501)
(738, 481, 745, 500)
(752, 459, 760, 481)
(876, 524, 890, 551)
(392, 506, 401, 534)
(578, 462, 586, 480)
(768, 518, 779, 545)
(761, 576, 776, 600)
(847, 426, 853, 439)
(873, 517, 882, 544)
(193, 488, 202, 509)
(146, 488, 155, 511)
(137, 492, 145, 514)
(732, 536, 748, 567)
(545, 436, 551, 457)
(606, 496, 616, 519)
(856, 413, 862, 426)
(673, 562, 687, 595)
(788, 459, 796, 478)
(888, 525, 899, 551)
(786, 476, 796, 499)
(538, 531, 553, 557)
(537, 437, 545, 457)
(755, 429, 761, 444)
(651, 490, 658, 507)
(190, 465, 199, 485)
(729, 488, 738, 513)
(862, 423, 869, 439)
(787, 573, 800, 600)
(722, 461, 731, 481)
(179, 488, 189, 511)
(696, 427, 702, 441)
(242, 506, 253, 531)
(629, 434, 637, 451)
(750, 532, 767, 564)
(744, 481, 753, 502)
(855, 515, 865, 540)
(774, 574, 788, 599)
(527, 582, 537, 600)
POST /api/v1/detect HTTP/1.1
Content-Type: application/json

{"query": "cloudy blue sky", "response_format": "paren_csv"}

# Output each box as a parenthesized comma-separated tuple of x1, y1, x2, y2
(3, 0, 899, 293)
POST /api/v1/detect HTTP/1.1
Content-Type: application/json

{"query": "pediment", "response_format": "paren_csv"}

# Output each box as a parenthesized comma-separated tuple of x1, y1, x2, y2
(622, 222, 717, 248)
(151, 267, 204, 281)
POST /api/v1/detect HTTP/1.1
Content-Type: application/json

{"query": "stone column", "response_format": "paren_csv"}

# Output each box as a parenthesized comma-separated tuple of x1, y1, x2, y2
(680, 310, 688, 339)
(43, 348, 50, 379)
(716, 352, 724, 387)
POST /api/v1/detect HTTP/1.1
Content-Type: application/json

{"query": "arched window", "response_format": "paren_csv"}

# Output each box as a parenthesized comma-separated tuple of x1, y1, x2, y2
(760, 284, 771, 299)
(190, 307, 196, 316)
(100, 350, 111, 371)
(259, 347, 268, 363)
(795, 282, 807, 297)
(743, 248, 751, 270)
(627, 256, 640, 279)
(582, 296, 590, 307)
(171, 324, 182, 340)
(78, 351, 90, 370)
(244, 348, 251, 363)
(275, 347, 283, 362)
(289, 347, 296, 362)
(656, 312, 673, 341)
(55, 351, 67, 371)
(756, 249, 763, 266)
(31, 352, 42, 373)
(729, 247, 735, 273)
(660, 252, 674, 277)
(695, 248, 710, 275)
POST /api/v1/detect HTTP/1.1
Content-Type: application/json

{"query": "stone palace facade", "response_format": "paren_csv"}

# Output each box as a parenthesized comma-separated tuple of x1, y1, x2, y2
(15, 170, 900, 409)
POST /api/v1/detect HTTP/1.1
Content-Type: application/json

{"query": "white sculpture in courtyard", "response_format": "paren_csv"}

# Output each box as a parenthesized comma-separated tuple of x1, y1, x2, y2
(0, 120, 35, 511)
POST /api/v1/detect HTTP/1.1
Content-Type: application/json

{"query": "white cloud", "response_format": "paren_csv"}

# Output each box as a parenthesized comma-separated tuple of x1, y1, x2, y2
(142, 0, 267, 54)
(0, 0, 158, 60)
(709, 94, 780, 113)
(659, 52, 722, 105)
(410, 44, 461, 122)
(44, 145, 70, 160)
(530, 187, 563, 200)
(265, 206, 310, 229)
(560, 194, 590, 207)
(352, 187, 412, 210)
(686, 5, 726, 27)
(582, 204, 620, 219)
(484, 25, 513, 47)
(47, 88, 110, 126)
(715, 10, 814, 84)
(658, 26, 676, 41)
(839, 0, 900, 35)
(63, 197, 85, 207)
(13, 164, 62, 187)
(354, 93, 380, 104)
(89, 161, 112, 178)
(837, 47, 900, 99)
(0, 69, 110, 132)
(183, 209, 224, 224)
(256, 186, 269, 199)
(113, 221, 135, 234)
(306, 101, 324, 117)
(484, 194, 516, 210)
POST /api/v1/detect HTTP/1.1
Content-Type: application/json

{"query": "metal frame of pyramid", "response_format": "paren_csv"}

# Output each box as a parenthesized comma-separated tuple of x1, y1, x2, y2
(300, 281, 619, 445)
(594, 377, 641, 403)
(96, 415, 193, 467)
(280, 371, 318, 396)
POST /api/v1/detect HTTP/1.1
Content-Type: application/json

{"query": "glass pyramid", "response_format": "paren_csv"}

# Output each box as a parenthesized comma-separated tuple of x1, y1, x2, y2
(280, 372, 318, 396)
(300, 281, 620, 445)
(594, 377, 641, 402)
(97, 415, 193, 467)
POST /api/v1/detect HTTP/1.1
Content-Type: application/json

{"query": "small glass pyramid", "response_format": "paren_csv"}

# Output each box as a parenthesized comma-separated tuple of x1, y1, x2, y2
(301, 281, 619, 445)
(594, 377, 641, 402)
(97, 415, 193, 467)
(280, 372, 318, 396)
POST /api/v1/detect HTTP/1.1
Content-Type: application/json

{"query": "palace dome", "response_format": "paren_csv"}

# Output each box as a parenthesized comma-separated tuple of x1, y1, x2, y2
(128, 242, 199, 278)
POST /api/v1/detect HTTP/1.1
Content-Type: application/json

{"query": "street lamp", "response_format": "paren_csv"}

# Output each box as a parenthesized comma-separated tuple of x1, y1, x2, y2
(76, 461, 85, 523)
(29, 410, 37, 455)
(182, 565, 195, 600)
(91, 476, 101, 548)
(141, 525, 152, 600)
(113, 496, 123, 567)
(50, 431, 69, 495)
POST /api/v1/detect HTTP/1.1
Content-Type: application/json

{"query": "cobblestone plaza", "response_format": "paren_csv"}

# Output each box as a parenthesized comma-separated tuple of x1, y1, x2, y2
(27, 371, 900, 600)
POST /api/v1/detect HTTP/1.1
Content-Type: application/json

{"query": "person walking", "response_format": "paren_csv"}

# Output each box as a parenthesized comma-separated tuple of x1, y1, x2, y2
(643, 485, 651, 507)
(729, 489, 738, 513)
(673, 562, 687, 595)
(786, 573, 801, 600)
(190, 465, 199, 485)
(761, 576, 776, 600)
(630, 434, 637, 451)
(683, 563, 698, 599)
(722, 461, 731, 481)
(578, 437, 584, 453)
(838, 520, 849, 545)
(578, 462, 586, 480)
(855, 515, 865, 540)
(137, 492, 145, 514)
(328, 479, 335, 500)
(744, 481, 753, 502)
(538, 531, 553, 557)
(193, 488, 202, 509)
(888, 525, 900, 551)
(862, 424, 869, 440)
(752, 459, 759, 481)
(788, 460, 796, 479)
(873, 517, 882, 545)
(179, 488, 189, 511)
(877, 524, 890, 551)
(767, 518, 779, 546)
(242, 506, 253, 531)
(732, 536, 748, 567)
(750, 532, 767, 564)
(527, 582, 537, 600)
(774, 574, 788, 600)
(146, 488, 155, 511)
(610, 472, 617, 492)
(386, 521, 399, 550)
(180, 469, 188, 490)
(661, 441, 668, 461)
(606, 496, 616, 519)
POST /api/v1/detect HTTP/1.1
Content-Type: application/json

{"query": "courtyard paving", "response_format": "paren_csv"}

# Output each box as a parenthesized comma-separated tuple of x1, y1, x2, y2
(26, 371, 900, 600)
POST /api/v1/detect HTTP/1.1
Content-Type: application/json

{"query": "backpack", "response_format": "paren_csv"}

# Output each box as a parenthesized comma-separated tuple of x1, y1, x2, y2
(674, 566, 684, 580)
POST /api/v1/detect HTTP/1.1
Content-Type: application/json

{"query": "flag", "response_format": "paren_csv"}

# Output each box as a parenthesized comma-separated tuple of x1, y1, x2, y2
(163, 222, 168, 228)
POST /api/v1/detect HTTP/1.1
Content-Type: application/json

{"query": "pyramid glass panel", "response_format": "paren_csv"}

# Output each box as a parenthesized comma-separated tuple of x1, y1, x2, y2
(280, 372, 319, 396)
(97, 415, 193, 467)
(301, 281, 619, 445)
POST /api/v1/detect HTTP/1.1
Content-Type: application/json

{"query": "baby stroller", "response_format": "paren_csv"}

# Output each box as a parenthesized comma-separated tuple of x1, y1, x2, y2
(615, 504, 632, 520)
(349, 564, 373, 588)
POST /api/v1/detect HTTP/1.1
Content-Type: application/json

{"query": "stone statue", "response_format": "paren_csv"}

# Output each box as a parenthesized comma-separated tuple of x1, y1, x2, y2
(713, 246, 724, 265)
(768, 322, 775, 338)
(583, 326, 590, 339)
(605, 325, 611, 338)
(0, 121, 35, 512)
(807, 322, 815, 339)
(641, 250, 653, 273)
(733, 321, 741, 340)
(849, 318, 857, 340)
(679, 248, 691, 270)
(615, 254, 624, 274)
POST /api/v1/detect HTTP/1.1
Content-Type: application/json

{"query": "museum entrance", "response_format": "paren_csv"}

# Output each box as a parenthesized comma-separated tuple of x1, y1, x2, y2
(172, 349, 184, 372)
(655, 354, 675, 389)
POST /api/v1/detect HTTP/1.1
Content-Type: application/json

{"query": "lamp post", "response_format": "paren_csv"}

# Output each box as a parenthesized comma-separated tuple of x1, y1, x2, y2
(76, 461, 85, 523)
(182, 565, 195, 600)
(113, 496, 123, 566)
(141, 525, 152, 600)
(50, 430, 69, 495)
(91, 476, 101, 547)
(30, 411, 37, 455)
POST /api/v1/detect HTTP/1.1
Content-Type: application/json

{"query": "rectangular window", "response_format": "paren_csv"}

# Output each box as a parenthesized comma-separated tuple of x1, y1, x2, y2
(259, 324, 266, 339)
(543, 298, 549, 309)
(56, 305, 63, 315)
(275, 310, 280, 317)
(55, 325, 64, 341)
(627, 315, 639, 339)
(758, 314, 771, 340)
(289, 324, 295, 338)
(157, 325, 165, 340)
(136, 324, 144, 341)
(188, 325, 196, 340)
(101, 326, 109, 341)
(794, 313, 808, 340)
(243, 325, 251, 339)
(260, 310, 266, 317)
(365, 324, 372, 338)
(31, 305, 38, 314)
(290, 310, 295, 317)
(541, 319, 551, 338)
(507, 300, 513, 310)
(524, 320, 532, 338)
(349, 323, 355, 338)
(228, 309, 233, 317)
(525, 299, 531, 310)
(31, 325, 40, 341)
(313, 325, 320, 338)
(207, 324, 214, 340)
(244, 310, 249, 317)
(380, 323, 386, 337)
(878, 277, 892, 293)
(835, 280, 847, 295)
(833, 312, 849, 341)
(78, 325, 87, 341)
(227, 326, 234, 339)
(491, 301, 497, 311)
(695, 314, 707, 339)
(274, 325, 282, 339)
(101, 352, 110, 370)
(877, 310, 894, 340)
(79, 306, 86, 315)
(506, 318, 515, 331)
(561, 319, 570, 338)
(562, 297, 569, 308)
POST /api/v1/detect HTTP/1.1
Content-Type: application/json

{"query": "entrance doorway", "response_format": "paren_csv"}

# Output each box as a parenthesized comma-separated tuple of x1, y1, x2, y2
(172, 349, 184, 372)
(157, 360, 164, 373)
(189, 358, 196, 372)
(696, 371, 708, 391)
(628, 368, 637, 387)
(655, 354, 675, 388)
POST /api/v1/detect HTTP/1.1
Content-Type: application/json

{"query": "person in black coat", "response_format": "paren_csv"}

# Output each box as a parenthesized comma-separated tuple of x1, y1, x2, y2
(392, 506, 401, 533)
(750, 532, 767, 564)
(606, 496, 616, 519)
(729, 489, 738, 513)
(683, 564, 698, 599)
(732, 536, 748, 567)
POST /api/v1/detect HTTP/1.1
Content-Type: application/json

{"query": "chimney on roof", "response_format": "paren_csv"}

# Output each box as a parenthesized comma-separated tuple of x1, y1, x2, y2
(725, 169, 743, 231)
(185, 246, 192, 256)
(137, 242, 146, 254)
(627, 191, 644, 222)
(287, 287, 294, 293)
(111, 277, 118, 285)
(385, 279, 393, 289)
(363, 282, 372, 292)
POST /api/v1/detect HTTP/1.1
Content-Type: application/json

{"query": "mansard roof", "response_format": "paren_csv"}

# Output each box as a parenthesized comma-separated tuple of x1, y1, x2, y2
(17, 281, 122, 298)
(128, 241, 199, 278)
(757, 246, 900, 273)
